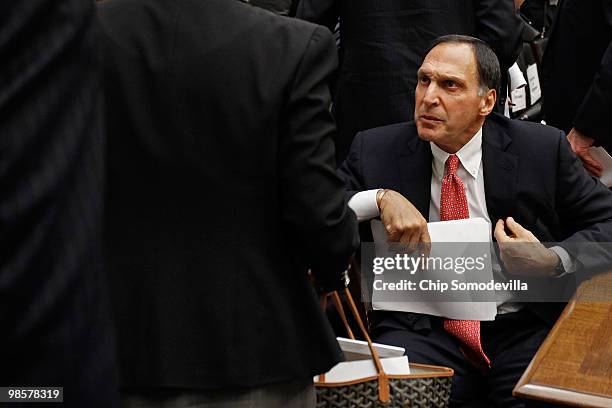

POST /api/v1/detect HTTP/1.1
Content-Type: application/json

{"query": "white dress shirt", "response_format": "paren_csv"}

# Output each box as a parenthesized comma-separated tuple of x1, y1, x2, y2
(428, 128, 488, 222)
(348, 127, 574, 314)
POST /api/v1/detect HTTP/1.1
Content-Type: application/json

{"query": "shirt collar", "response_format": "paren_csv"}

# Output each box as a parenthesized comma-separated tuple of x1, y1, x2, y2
(430, 127, 483, 180)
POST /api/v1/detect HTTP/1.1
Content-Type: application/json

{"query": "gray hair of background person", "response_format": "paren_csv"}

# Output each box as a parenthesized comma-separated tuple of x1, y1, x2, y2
(424, 35, 501, 96)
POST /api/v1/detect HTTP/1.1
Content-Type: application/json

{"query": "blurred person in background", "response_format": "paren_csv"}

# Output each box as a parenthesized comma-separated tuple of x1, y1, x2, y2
(98, 0, 358, 407)
(297, 0, 523, 163)
(0, 1, 118, 407)
(542, 0, 612, 176)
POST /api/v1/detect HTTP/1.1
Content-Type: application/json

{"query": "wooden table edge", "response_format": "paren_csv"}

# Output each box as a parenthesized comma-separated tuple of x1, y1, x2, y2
(513, 279, 612, 407)
(514, 298, 577, 391)
(513, 383, 612, 408)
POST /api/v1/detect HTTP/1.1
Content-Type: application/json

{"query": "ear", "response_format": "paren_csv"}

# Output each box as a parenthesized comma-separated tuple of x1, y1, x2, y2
(479, 88, 497, 116)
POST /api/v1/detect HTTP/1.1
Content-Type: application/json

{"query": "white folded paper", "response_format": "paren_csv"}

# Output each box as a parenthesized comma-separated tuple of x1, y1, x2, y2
(370, 218, 497, 320)
(337, 337, 405, 358)
(314, 338, 410, 383)
(427, 217, 491, 242)
(508, 62, 527, 91)
(589, 146, 612, 187)
(526, 64, 541, 103)
(508, 63, 528, 115)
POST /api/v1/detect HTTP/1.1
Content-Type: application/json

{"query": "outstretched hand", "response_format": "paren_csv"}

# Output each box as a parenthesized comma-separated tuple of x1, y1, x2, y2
(567, 128, 603, 177)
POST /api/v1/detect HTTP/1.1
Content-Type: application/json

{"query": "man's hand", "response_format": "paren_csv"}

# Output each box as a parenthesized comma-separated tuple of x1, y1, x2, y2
(378, 190, 431, 250)
(494, 217, 559, 277)
(567, 128, 604, 177)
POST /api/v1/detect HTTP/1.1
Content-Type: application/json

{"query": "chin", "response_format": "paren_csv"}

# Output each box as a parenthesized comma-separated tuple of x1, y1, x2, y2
(416, 125, 440, 142)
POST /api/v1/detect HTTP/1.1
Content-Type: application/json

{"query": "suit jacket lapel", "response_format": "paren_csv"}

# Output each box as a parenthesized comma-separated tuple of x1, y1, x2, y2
(398, 131, 432, 219)
(482, 118, 518, 225)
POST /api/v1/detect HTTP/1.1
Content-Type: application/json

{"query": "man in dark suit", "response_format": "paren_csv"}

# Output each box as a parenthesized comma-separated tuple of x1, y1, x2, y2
(340, 35, 612, 407)
(542, 0, 612, 176)
(0, 1, 118, 407)
(297, 0, 524, 163)
(98, 0, 358, 406)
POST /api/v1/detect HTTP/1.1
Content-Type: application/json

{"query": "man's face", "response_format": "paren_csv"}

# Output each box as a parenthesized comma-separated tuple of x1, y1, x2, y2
(414, 43, 495, 153)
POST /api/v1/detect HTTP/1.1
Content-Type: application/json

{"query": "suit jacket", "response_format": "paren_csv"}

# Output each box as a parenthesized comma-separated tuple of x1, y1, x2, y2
(249, 0, 296, 15)
(297, 0, 524, 163)
(99, 0, 358, 390)
(542, 0, 612, 149)
(339, 113, 612, 328)
(0, 1, 118, 406)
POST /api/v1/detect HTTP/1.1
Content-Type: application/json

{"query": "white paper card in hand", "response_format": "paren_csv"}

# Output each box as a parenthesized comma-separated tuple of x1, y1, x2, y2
(589, 146, 612, 187)
(527, 64, 541, 103)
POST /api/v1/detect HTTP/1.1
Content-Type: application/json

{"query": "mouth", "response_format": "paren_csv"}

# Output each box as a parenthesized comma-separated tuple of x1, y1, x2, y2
(418, 114, 443, 122)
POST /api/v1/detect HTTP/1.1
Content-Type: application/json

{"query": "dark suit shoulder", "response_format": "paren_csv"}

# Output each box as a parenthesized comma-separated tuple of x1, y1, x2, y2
(98, 0, 327, 64)
(98, 0, 181, 60)
(358, 121, 418, 152)
(347, 122, 424, 174)
(487, 113, 563, 151)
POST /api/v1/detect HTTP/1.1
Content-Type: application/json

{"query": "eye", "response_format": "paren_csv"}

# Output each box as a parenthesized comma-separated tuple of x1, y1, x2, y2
(418, 75, 430, 85)
(445, 80, 458, 89)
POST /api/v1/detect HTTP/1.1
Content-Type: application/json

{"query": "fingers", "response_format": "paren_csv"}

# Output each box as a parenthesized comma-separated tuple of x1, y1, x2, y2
(384, 222, 401, 243)
(420, 228, 432, 256)
(505, 217, 526, 235)
(584, 163, 603, 177)
(421, 227, 431, 244)
(508, 217, 541, 242)
(566, 133, 579, 153)
(494, 219, 509, 242)
(398, 219, 425, 251)
(380, 194, 428, 247)
(578, 151, 604, 177)
(407, 226, 420, 250)
(579, 149, 604, 169)
(568, 129, 603, 176)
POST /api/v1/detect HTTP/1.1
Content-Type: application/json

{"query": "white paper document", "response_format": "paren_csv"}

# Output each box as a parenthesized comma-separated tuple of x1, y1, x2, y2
(314, 338, 410, 383)
(511, 86, 527, 112)
(427, 217, 491, 242)
(508, 63, 527, 91)
(526, 64, 541, 103)
(589, 147, 612, 187)
(509, 63, 527, 113)
(370, 218, 497, 320)
(337, 337, 405, 358)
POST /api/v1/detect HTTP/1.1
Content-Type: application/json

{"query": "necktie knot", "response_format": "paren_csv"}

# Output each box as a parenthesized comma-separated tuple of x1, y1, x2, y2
(445, 154, 460, 176)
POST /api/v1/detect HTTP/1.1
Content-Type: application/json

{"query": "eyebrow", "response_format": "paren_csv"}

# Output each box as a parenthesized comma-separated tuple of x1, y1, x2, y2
(417, 69, 465, 84)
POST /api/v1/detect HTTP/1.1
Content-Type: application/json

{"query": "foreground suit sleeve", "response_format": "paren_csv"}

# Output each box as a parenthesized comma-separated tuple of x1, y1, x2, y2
(572, 1, 612, 145)
(337, 131, 367, 202)
(279, 25, 359, 281)
(475, 0, 524, 71)
(0, 1, 117, 406)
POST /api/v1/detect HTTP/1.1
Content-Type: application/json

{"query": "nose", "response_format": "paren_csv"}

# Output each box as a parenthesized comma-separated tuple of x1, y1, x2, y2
(421, 82, 440, 107)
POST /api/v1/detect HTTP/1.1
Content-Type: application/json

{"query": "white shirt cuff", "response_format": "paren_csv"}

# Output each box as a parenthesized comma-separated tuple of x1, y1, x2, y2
(549, 246, 577, 277)
(348, 189, 380, 222)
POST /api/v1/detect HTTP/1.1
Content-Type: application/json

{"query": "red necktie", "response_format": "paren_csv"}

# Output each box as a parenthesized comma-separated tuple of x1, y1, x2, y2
(440, 154, 491, 371)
